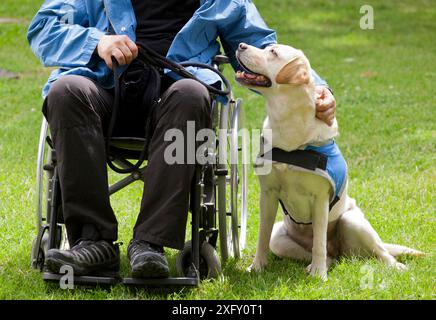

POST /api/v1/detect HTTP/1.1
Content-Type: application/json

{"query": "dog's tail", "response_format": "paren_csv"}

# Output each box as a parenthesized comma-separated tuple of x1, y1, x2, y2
(384, 243, 425, 257)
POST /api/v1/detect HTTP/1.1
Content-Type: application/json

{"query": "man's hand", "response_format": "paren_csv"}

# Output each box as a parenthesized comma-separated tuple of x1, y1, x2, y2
(97, 35, 138, 69)
(315, 86, 336, 126)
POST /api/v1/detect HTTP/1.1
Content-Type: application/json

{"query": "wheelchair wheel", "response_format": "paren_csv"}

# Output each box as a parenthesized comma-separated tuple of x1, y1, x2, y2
(216, 99, 248, 262)
(35, 119, 50, 235)
(176, 240, 222, 280)
(32, 118, 68, 269)
(32, 119, 51, 268)
(228, 98, 248, 259)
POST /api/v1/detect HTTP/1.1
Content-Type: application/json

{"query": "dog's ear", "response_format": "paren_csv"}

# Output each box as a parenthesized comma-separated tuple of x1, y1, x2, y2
(275, 57, 310, 85)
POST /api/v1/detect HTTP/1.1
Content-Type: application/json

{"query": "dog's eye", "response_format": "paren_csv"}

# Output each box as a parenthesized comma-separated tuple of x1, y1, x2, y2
(270, 48, 278, 57)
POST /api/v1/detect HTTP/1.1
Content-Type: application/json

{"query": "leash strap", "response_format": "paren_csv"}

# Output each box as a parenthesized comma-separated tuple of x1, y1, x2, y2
(106, 57, 150, 174)
(137, 44, 231, 96)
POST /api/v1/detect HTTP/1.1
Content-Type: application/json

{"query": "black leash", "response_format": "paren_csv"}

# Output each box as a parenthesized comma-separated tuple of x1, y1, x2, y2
(106, 44, 231, 174)
(137, 45, 231, 96)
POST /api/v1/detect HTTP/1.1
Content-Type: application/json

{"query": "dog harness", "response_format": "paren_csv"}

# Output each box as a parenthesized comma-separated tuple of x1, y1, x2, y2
(259, 140, 348, 224)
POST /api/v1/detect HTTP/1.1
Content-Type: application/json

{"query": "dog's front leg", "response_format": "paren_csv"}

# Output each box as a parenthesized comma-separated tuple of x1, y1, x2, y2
(307, 193, 330, 281)
(250, 190, 278, 272)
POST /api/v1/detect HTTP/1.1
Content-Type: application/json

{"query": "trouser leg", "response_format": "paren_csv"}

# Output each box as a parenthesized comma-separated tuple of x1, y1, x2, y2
(43, 75, 118, 245)
(133, 79, 211, 249)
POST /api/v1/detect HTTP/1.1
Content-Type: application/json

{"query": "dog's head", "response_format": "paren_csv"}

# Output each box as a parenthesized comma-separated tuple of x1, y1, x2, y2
(235, 43, 312, 94)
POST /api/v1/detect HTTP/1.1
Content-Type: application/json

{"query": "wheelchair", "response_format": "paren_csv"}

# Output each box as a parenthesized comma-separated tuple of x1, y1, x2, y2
(30, 55, 249, 287)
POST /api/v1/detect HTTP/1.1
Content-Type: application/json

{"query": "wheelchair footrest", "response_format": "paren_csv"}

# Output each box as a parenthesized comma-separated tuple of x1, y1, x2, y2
(123, 277, 199, 287)
(42, 272, 199, 287)
(43, 272, 120, 286)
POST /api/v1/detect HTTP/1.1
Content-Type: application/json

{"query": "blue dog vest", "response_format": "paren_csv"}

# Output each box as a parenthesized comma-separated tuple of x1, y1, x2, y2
(260, 140, 348, 224)
(304, 141, 348, 202)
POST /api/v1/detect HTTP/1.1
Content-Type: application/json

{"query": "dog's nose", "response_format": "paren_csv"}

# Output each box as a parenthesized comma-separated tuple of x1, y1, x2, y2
(238, 43, 248, 51)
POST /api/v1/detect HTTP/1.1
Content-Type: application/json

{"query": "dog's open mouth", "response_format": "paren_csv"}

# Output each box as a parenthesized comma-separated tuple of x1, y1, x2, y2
(235, 56, 272, 88)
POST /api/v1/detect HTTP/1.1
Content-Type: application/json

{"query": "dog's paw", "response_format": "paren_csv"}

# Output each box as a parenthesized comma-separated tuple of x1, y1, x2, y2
(246, 264, 257, 273)
(306, 263, 328, 281)
(248, 258, 268, 273)
(384, 257, 408, 271)
(393, 262, 408, 271)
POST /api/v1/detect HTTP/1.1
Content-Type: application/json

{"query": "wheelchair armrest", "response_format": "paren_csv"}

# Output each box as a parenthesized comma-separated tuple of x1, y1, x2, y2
(213, 55, 230, 66)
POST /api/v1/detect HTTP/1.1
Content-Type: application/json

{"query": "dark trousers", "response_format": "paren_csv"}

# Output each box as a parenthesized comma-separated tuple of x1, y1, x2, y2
(43, 75, 211, 249)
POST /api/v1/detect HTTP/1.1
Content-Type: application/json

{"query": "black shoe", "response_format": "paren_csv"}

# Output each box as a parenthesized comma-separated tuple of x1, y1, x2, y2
(127, 240, 170, 278)
(45, 240, 120, 277)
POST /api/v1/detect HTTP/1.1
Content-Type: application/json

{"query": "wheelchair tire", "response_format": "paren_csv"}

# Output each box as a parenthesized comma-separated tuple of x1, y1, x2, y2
(35, 119, 51, 234)
(228, 98, 248, 259)
(176, 240, 222, 280)
(216, 100, 230, 263)
(31, 234, 48, 270)
(34, 118, 69, 263)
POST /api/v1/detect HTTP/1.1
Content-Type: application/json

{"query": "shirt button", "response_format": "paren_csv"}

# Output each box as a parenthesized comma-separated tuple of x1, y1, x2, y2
(121, 27, 126, 33)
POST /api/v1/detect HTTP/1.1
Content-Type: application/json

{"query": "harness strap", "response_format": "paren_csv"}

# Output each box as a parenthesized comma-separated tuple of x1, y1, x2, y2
(278, 199, 311, 225)
(279, 196, 340, 225)
(261, 147, 339, 224)
(260, 148, 328, 171)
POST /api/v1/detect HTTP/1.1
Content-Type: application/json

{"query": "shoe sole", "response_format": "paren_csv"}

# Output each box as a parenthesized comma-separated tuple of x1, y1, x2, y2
(45, 256, 120, 278)
(131, 257, 170, 279)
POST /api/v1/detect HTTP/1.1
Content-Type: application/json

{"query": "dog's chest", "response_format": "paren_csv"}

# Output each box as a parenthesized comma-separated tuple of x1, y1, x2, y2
(262, 164, 333, 224)
(256, 139, 348, 224)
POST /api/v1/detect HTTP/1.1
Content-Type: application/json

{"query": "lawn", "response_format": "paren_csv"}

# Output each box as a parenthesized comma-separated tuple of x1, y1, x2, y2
(0, 0, 434, 300)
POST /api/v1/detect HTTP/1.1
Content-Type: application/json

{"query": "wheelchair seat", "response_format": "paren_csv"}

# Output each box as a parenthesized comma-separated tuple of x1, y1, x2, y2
(109, 137, 145, 152)
(107, 137, 147, 162)
(109, 137, 146, 152)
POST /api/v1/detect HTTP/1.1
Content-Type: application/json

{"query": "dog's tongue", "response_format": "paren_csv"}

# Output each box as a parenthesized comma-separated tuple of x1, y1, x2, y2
(236, 70, 266, 81)
(243, 71, 257, 79)
(235, 70, 272, 87)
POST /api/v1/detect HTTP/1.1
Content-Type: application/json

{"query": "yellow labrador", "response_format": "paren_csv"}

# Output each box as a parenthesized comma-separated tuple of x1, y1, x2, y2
(235, 43, 424, 280)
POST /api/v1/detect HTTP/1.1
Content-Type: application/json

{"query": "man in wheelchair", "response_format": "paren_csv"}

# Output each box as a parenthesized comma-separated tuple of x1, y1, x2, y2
(28, 0, 336, 279)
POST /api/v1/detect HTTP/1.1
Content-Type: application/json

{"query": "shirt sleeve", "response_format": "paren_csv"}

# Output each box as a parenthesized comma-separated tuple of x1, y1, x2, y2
(219, 1, 328, 87)
(167, 0, 329, 88)
(218, 0, 277, 71)
(27, 0, 105, 68)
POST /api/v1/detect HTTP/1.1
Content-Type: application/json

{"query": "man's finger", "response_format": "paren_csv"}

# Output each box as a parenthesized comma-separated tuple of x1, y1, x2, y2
(315, 86, 336, 126)
(316, 113, 335, 126)
(316, 102, 330, 112)
(118, 44, 134, 64)
(316, 97, 335, 112)
(111, 48, 127, 66)
(125, 40, 138, 59)
(316, 107, 335, 119)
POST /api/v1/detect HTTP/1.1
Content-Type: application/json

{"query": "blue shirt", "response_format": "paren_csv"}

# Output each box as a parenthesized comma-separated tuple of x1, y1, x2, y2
(27, 0, 327, 98)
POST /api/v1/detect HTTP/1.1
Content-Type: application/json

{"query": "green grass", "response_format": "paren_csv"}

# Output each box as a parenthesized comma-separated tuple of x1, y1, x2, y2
(0, 0, 435, 300)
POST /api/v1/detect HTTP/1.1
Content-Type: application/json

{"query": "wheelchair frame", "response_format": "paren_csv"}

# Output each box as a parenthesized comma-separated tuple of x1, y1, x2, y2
(31, 56, 249, 288)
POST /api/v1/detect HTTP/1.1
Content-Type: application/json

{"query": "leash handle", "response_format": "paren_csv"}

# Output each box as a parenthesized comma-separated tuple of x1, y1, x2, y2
(105, 57, 149, 174)
(137, 44, 232, 96)
(106, 46, 233, 174)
